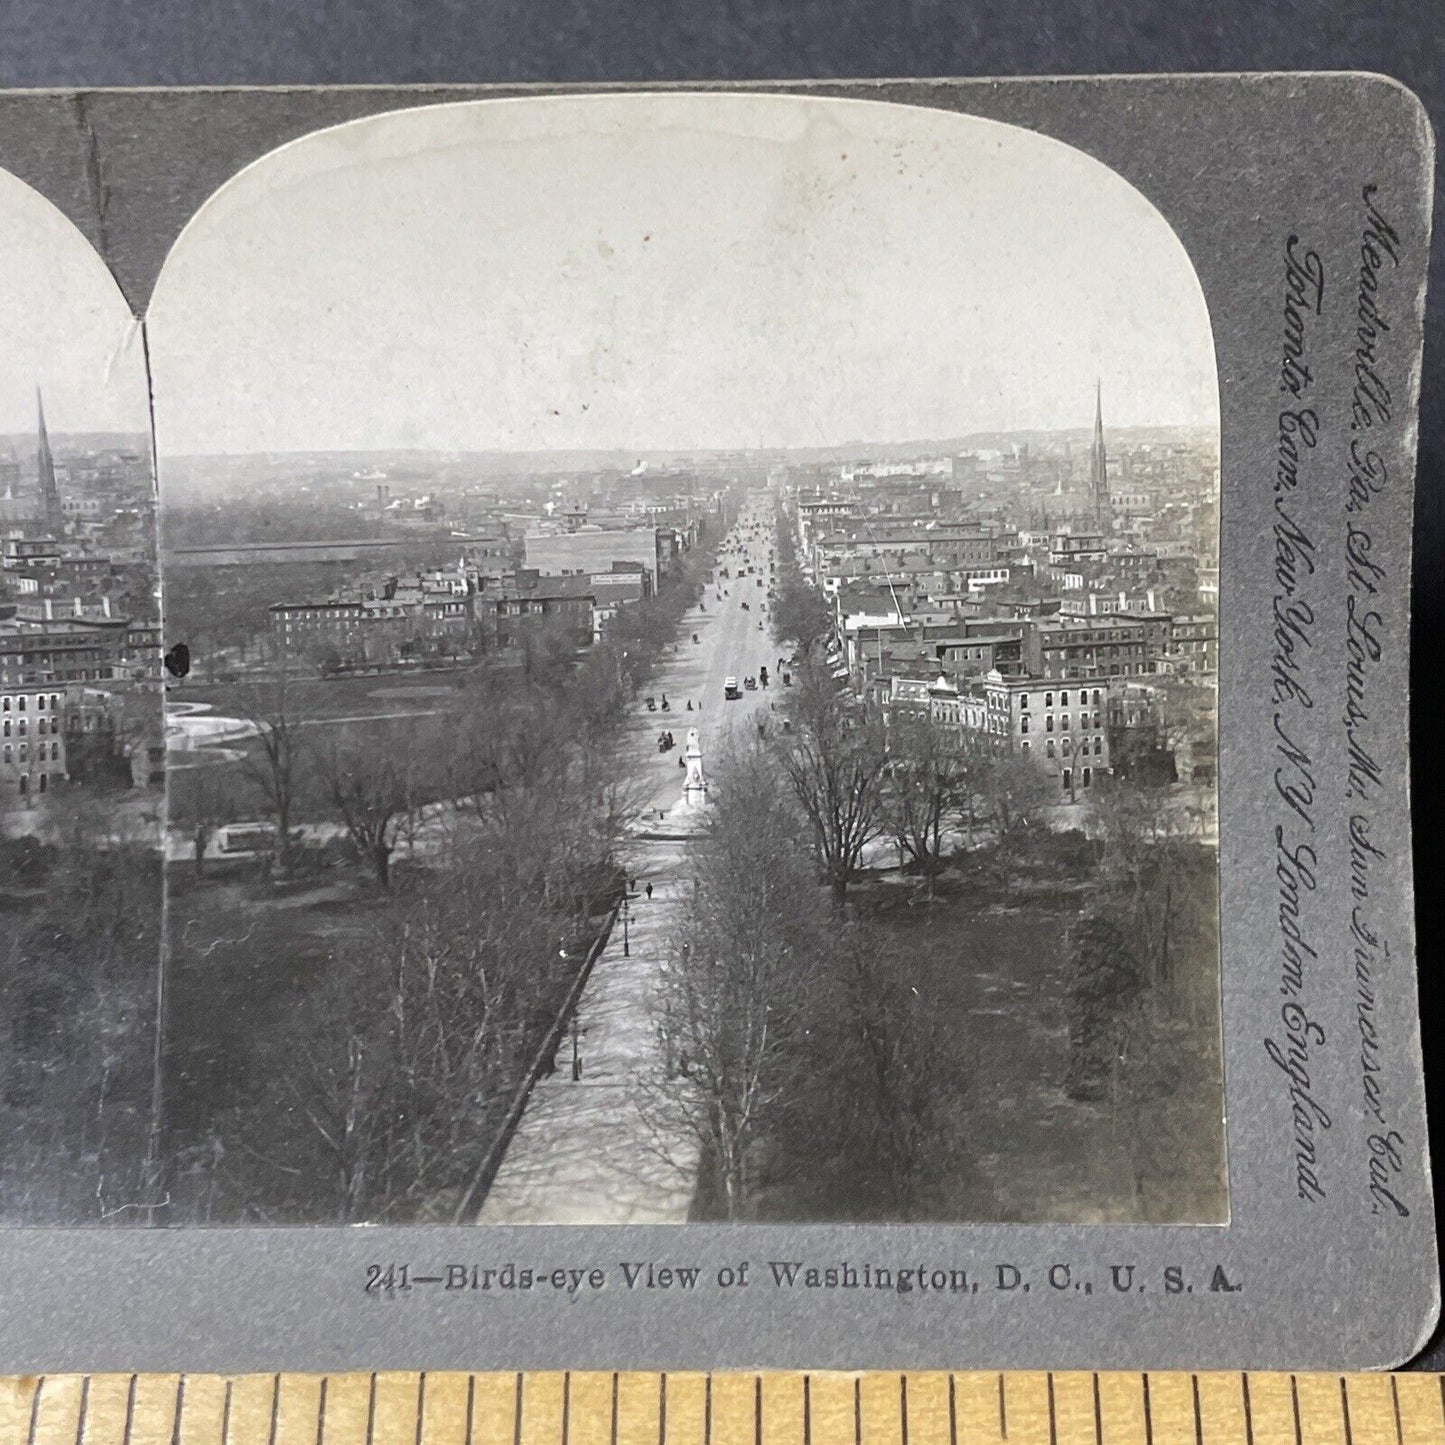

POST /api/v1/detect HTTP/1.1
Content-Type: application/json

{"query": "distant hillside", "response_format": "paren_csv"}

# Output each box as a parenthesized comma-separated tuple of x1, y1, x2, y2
(162, 425, 1216, 499)
(0, 432, 149, 455)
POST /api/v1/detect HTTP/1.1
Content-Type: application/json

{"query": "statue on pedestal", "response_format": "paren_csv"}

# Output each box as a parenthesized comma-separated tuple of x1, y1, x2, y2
(683, 727, 707, 798)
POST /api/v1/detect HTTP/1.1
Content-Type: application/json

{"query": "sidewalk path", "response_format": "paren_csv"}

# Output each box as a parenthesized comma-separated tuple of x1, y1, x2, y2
(478, 844, 698, 1223)
(479, 495, 778, 1224)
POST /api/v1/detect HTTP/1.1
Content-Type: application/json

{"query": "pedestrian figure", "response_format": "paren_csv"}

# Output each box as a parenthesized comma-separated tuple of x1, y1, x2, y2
(645, 882, 654, 900)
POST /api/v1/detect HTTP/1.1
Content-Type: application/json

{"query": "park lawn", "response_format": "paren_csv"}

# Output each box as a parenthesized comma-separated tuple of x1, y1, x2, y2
(752, 870, 1226, 1226)
(869, 892, 1131, 1223)
(874, 880, 1225, 1224)
(170, 664, 485, 722)
(164, 869, 396, 1145)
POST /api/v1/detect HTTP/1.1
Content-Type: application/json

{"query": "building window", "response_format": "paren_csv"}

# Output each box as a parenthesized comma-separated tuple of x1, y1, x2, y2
(1020, 715, 1029, 734)
(1020, 693, 1029, 709)
(1045, 715, 1053, 732)
(1046, 740, 1055, 758)
(1061, 691, 1069, 706)
(1061, 715, 1069, 729)
(1021, 739, 1030, 752)
(1045, 692, 1053, 708)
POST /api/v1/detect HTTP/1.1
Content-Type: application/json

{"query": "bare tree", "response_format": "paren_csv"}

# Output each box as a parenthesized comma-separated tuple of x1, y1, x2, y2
(1092, 777, 1205, 990)
(168, 764, 238, 878)
(319, 724, 426, 890)
(884, 715, 985, 898)
(979, 751, 1054, 902)
(649, 744, 821, 1217)
(276, 858, 560, 1222)
(819, 921, 959, 1213)
(235, 665, 304, 873)
(777, 666, 889, 906)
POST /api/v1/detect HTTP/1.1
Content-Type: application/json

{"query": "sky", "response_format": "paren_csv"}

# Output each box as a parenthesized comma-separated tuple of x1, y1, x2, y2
(0, 169, 150, 441)
(145, 93, 1220, 457)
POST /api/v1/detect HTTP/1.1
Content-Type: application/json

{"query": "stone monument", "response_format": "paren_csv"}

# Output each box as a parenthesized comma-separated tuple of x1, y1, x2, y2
(682, 727, 707, 799)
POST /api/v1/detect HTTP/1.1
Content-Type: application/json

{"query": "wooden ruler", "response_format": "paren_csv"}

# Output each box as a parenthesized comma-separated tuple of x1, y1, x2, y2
(3, 1371, 1444, 1445)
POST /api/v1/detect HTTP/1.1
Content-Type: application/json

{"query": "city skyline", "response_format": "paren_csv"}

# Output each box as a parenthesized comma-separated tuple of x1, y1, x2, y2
(146, 93, 1219, 458)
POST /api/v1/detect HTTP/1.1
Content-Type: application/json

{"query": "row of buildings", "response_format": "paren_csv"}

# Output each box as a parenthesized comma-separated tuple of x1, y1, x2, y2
(787, 393, 1219, 798)
(264, 501, 716, 671)
(0, 394, 162, 807)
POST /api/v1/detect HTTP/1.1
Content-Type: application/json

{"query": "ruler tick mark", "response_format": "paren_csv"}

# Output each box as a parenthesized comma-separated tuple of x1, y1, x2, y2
(465, 1377, 476, 1445)
(1340, 1378, 1354, 1445)
(804, 1377, 812, 1445)
(315, 1376, 327, 1445)
(1290, 1377, 1303, 1445)
(610, 1373, 619, 1445)
(269, 1374, 281, 1445)
(125, 1375, 139, 1445)
(1241, 1375, 1254, 1445)
(1143, 1375, 1154, 1445)
(855, 1377, 863, 1445)
(365, 1374, 378, 1445)
(999, 1374, 1007, 1440)
(26, 1376, 43, 1445)
(1048, 1374, 1057, 1445)
(755, 1375, 762, 1445)
(75, 1374, 90, 1445)
(417, 1374, 428, 1445)
(1192, 1375, 1203, 1445)
(222, 1380, 233, 1445)
(947, 1375, 957, 1445)
(658, 1373, 667, 1445)
(1093, 1374, 1103, 1445)
(513, 1373, 524, 1445)
(1390, 1377, 1404, 1445)
(706, 1374, 713, 1445)
(174, 1376, 187, 1445)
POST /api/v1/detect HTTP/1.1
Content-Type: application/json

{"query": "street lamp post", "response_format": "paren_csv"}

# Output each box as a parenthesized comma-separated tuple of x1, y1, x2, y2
(622, 890, 632, 957)
(561, 944, 582, 1081)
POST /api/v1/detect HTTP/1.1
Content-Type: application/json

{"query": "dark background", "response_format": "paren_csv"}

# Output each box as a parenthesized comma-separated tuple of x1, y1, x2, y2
(1, 0, 1441, 1366)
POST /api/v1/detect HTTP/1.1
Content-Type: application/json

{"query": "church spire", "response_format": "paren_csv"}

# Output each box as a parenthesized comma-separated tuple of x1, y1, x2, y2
(1089, 380, 1110, 532)
(36, 387, 62, 535)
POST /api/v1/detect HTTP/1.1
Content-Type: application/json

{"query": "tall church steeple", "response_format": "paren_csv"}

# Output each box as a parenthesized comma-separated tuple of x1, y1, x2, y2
(1089, 380, 1110, 532)
(35, 388, 62, 536)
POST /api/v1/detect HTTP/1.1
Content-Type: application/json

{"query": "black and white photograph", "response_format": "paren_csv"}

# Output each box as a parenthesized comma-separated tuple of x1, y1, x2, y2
(131, 93, 1222, 1228)
(0, 166, 165, 1223)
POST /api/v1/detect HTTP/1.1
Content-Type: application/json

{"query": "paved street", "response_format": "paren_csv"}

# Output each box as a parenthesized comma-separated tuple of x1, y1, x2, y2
(480, 495, 779, 1222)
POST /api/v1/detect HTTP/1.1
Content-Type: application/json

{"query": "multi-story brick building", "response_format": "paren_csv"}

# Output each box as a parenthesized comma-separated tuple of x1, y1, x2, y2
(977, 670, 1115, 796)
(473, 570, 596, 650)
(0, 615, 129, 687)
(1033, 614, 1152, 680)
(0, 686, 67, 800)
